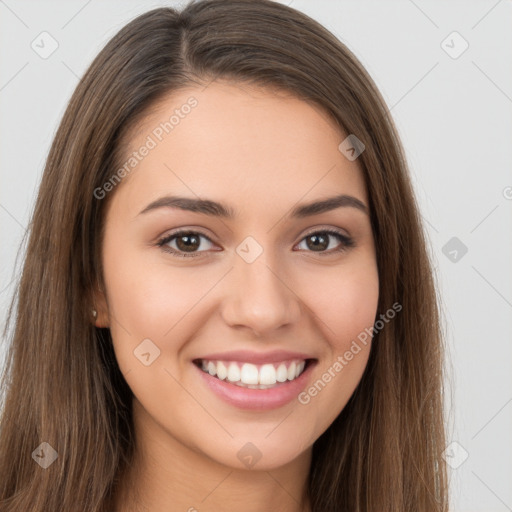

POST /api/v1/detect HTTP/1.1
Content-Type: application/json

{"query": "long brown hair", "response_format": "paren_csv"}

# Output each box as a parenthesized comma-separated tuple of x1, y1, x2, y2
(0, 1, 450, 510)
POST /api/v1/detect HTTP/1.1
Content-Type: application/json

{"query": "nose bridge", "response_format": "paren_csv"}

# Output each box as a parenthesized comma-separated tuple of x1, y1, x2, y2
(221, 244, 301, 335)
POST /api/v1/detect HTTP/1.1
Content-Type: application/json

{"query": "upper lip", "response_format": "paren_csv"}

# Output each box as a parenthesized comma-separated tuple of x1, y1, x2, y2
(194, 350, 315, 365)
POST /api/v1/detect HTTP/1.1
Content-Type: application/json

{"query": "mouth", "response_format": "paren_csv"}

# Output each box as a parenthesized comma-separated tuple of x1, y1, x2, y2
(192, 358, 315, 390)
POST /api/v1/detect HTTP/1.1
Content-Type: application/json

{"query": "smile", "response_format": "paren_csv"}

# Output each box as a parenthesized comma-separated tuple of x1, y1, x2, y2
(194, 358, 310, 389)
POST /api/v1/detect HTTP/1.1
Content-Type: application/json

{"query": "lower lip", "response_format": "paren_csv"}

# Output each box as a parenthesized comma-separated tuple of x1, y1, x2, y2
(193, 360, 316, 411)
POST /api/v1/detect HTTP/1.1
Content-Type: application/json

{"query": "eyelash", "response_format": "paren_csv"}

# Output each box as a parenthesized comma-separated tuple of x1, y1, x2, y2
(156, 228, 355, 259)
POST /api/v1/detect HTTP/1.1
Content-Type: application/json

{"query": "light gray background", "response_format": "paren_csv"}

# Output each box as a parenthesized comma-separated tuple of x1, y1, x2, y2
(1, 1, 511, 510)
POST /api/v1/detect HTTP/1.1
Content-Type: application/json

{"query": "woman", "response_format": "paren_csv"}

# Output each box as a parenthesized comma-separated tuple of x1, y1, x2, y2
(0, 0, 449, 510)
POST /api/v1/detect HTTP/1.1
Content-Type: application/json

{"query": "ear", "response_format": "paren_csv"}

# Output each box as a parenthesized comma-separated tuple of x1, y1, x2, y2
(91, 282, 110, 328)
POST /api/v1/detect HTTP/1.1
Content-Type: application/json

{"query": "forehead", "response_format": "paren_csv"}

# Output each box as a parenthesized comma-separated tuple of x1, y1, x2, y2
(110, 81, 368, 217)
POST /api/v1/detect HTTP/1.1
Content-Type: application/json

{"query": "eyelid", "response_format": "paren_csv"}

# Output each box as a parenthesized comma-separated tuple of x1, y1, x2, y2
(156, 229, 217, 257)
(300, 225, 351, 239)
(156, 225, 354, 258)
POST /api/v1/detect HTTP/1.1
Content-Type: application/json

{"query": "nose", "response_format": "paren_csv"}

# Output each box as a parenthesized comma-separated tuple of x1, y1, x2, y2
(220, 253, 302, 338)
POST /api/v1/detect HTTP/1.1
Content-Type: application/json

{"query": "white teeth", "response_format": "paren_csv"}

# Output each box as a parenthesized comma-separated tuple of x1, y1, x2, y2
(259, 364, 277, 385)
(198, 358, 308, 386)
(287, 361, 296, 381)
(227, 362, 240, 382)
(217, 361, 228, 380)
(276, 363, 288, 382)
(240, 363, 259, 384)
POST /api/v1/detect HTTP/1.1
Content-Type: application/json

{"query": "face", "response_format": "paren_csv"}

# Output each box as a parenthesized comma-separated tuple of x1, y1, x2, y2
(94, 81, 379, 471)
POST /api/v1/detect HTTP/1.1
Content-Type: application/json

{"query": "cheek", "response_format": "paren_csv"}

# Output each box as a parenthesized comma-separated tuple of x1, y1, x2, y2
(305, 258, 379, 349)
(293, 263, 378, 429)
(101, 237, 206, 370)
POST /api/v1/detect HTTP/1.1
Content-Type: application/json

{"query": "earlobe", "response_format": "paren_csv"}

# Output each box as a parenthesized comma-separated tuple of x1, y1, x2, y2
(91, 305, 110, 328)
(91, 285, 110, 328)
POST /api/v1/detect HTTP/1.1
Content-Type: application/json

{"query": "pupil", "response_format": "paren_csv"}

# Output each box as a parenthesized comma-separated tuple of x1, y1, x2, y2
(177, 234, 199, 252)
(173, 233, 330, 253)
(308, 234, 328, 251)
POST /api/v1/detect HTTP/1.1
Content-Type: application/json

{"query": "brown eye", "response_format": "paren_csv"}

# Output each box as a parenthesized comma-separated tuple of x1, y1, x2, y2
(304, 233, 329, 251)
(175, 233, 201, 252)
(157, 231, 215, 257)
(156, 228, 354, 259)
(297, 229, 354, 254)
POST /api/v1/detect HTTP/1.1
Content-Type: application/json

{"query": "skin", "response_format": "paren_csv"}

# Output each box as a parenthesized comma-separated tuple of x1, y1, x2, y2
(93, 81, 379, 512)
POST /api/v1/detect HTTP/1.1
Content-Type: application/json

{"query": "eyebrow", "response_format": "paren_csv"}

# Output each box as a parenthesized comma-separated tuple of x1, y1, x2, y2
(137, 193, 369, 218)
